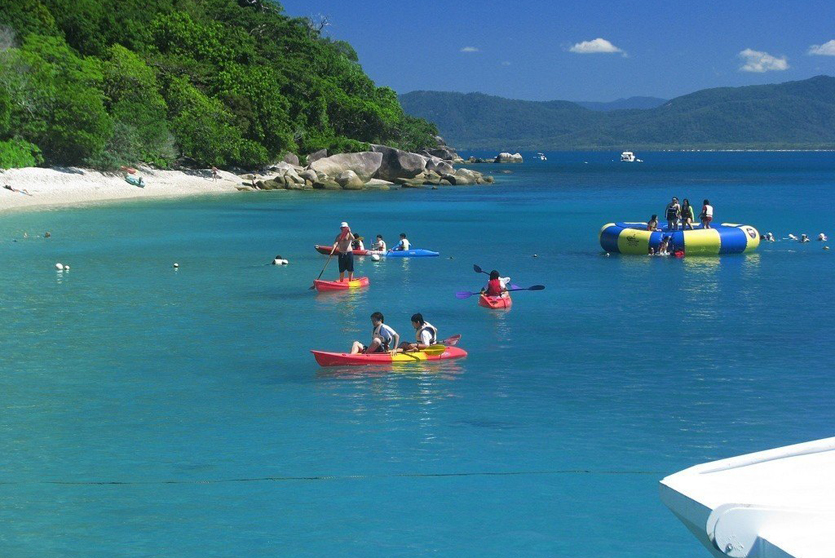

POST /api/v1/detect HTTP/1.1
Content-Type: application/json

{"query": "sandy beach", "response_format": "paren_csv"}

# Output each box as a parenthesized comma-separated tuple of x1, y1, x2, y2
(0, 166, 255, 214)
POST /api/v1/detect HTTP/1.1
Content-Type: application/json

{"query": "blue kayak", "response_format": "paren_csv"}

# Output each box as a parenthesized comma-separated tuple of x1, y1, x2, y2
(385, 249, 439, 258)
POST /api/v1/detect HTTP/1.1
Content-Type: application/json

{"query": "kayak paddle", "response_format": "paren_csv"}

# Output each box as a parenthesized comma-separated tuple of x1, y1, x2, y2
(474, 264, 520, 289)
(455, 285, 545, 299)
(310, 244, 337, 289)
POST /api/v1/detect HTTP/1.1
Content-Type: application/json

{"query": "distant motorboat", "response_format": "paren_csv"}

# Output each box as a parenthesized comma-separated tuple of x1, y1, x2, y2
(536, 152, 547, 161)
(620, 151, 643, 163)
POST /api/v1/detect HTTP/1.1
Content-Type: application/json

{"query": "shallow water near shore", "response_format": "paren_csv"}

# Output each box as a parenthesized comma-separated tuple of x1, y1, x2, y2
(1, 151, 834, 557)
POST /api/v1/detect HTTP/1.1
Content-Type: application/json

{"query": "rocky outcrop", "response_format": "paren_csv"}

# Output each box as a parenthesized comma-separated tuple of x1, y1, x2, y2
(370, 144, 427, 181)
(309, 152, 383, 182)
(336, 170, 364, 189)
(282, 152, 300, 166)
(495, 152, 524, 163)
(425, 156, 455, 175)
(307, 149, 328, 163)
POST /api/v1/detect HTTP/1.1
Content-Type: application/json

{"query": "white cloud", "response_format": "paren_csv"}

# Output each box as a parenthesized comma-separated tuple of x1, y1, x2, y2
(808, 40, 835, 56)
(738, 48, 789, 72)
(569, 38, 624, 55)
(460, 46, 479, 53)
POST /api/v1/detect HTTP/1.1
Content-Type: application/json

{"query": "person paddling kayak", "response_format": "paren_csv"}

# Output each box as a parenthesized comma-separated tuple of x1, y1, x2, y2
(399, 313, 438, 352)
(350, 312, 400, 355)
(392, 233, 410, 251)
(482, 270, 510, 298)
(372, 234, 386, 252)
(332, 221, 355, 282)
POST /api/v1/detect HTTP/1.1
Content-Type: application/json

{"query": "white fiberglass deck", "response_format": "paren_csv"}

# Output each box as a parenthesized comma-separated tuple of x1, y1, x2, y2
(660, 437, 835, 557)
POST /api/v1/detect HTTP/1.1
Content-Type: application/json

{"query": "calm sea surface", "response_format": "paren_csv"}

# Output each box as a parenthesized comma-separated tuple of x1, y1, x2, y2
(1, 152, 833, 557)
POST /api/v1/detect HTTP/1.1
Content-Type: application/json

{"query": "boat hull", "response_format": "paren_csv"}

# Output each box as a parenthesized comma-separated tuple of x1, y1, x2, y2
(313, 277, 370, 292)
(384, 249, 439, 258)
(312, 346, 467, 366)
(478, 294, 512, 309)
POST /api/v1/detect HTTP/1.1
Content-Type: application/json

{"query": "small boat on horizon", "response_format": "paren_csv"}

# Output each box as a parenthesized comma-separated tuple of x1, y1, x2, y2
(620, 151, 643, 163)
(536, 152, 547, 161)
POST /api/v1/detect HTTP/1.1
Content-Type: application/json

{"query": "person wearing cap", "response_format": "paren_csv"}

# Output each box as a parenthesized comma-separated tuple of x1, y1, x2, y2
(332, 221, 355, 282)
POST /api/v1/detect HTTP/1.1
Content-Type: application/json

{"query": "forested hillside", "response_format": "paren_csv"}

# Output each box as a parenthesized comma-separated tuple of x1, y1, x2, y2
(0, 0, 437, 169)
(400, 77, 835, 150)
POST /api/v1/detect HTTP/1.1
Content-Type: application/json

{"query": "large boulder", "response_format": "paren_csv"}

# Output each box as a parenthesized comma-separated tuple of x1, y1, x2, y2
(312, 179, 342, 190)
(299, 169, 318, 183)
(425, 156, 455, 175)
(336, 170, 365, 189)
(370, 144, 427, 181)
(495, 152, 524, 163)
(307, 149, 328, 163)
(309, 152, 383, 182)
(449, 168, 480, 185)
(282, 152, 300, 166)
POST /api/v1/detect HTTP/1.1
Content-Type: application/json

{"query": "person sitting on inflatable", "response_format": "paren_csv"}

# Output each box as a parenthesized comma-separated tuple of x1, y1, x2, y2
(350, 312, 399, 355)
(647, 214, 659, 231)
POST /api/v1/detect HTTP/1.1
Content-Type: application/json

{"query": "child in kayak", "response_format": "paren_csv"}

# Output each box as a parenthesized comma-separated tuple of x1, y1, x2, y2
(482, 270, 509, 298)
(399, 313, 438, 352)
(392, 233, 411, 251)
(372, 234, 386, 252)
(350, 312, 400, 355)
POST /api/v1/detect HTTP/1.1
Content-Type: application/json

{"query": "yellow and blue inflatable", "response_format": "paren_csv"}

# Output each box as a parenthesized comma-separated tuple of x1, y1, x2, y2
(599, 222, 760, 255)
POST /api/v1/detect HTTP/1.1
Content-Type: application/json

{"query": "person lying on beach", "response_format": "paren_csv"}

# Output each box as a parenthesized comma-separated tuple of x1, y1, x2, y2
(350, 312, 399, 355)
(3, 184, 33, 196)
(399, 313, 438, 352)
(392, 233, 410, 251)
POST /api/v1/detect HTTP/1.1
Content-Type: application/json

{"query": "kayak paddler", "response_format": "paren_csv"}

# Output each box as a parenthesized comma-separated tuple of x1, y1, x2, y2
(392, 233, 410, 251)
(350, 312, 400, 355)
(399, 313, 438, 352)
(482, 270, 510, 298)
(332, 221, 355, 282)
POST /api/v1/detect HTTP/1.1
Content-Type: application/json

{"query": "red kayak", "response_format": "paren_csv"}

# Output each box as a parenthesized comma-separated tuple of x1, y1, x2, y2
(315, 245, 370, 256)
(313, 277, 369, 292)
(478, 293, 512, 309)
(312, 345, 467, 367)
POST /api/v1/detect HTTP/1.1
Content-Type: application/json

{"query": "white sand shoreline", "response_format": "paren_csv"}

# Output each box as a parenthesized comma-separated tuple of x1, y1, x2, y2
(0, 166, 256, 215)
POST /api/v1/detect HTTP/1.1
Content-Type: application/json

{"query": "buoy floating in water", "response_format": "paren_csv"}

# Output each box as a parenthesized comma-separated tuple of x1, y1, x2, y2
(370, 254, 381, 262)
(55, 263, 64, 270)
(173, 263, 179, 269)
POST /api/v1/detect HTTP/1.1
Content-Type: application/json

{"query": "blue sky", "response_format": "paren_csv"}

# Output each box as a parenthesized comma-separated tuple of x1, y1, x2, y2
(278, 0, 835, 102)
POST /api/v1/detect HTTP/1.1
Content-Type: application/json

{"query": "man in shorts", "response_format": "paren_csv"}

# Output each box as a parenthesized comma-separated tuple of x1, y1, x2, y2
(333, 221, 355, 282)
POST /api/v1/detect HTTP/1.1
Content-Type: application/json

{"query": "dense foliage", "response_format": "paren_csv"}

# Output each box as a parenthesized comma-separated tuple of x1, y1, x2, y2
(0, 0, 437, 169)
(400, 76, 835, 151)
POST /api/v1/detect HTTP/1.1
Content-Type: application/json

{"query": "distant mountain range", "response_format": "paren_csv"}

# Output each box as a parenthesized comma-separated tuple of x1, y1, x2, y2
(575, 97, 667, 111)
(399, 76, 835, 150)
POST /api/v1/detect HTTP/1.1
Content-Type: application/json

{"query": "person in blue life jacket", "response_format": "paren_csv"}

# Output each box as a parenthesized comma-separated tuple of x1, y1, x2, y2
(399, 313, 438, 352)
(350, 312, 400, 355)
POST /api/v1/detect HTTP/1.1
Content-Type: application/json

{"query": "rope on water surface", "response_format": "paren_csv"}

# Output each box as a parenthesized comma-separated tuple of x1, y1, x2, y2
(0, 469, 665, 486)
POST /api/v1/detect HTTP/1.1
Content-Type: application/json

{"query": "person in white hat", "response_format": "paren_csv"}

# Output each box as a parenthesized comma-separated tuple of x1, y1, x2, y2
(332, 221, 355, 282)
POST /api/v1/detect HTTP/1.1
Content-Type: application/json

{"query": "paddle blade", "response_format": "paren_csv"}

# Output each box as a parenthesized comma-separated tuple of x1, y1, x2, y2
(528, 285, 545, 290)
(473, 264, 484, 274)
(441, 334, 462, 346)
(455, 291, 476, 299)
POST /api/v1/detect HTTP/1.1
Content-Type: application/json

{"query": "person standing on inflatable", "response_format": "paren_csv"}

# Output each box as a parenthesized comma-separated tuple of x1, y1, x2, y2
(332, 221, 355, 282)
(665, 197, 681, 231)
(700, 199, 714, 229)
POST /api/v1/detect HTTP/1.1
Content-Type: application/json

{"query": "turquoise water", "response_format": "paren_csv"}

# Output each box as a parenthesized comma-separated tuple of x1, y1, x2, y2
(1, 152, 834, 557)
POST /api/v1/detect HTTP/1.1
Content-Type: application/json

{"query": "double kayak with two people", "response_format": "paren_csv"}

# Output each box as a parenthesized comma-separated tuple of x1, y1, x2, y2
(313, 245, 439, 258)
(313, 277, 370, 292)
(312, 335, 466, 367)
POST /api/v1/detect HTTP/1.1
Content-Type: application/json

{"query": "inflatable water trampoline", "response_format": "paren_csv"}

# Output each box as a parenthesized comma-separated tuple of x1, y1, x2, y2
(599, 222, 760, 255)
